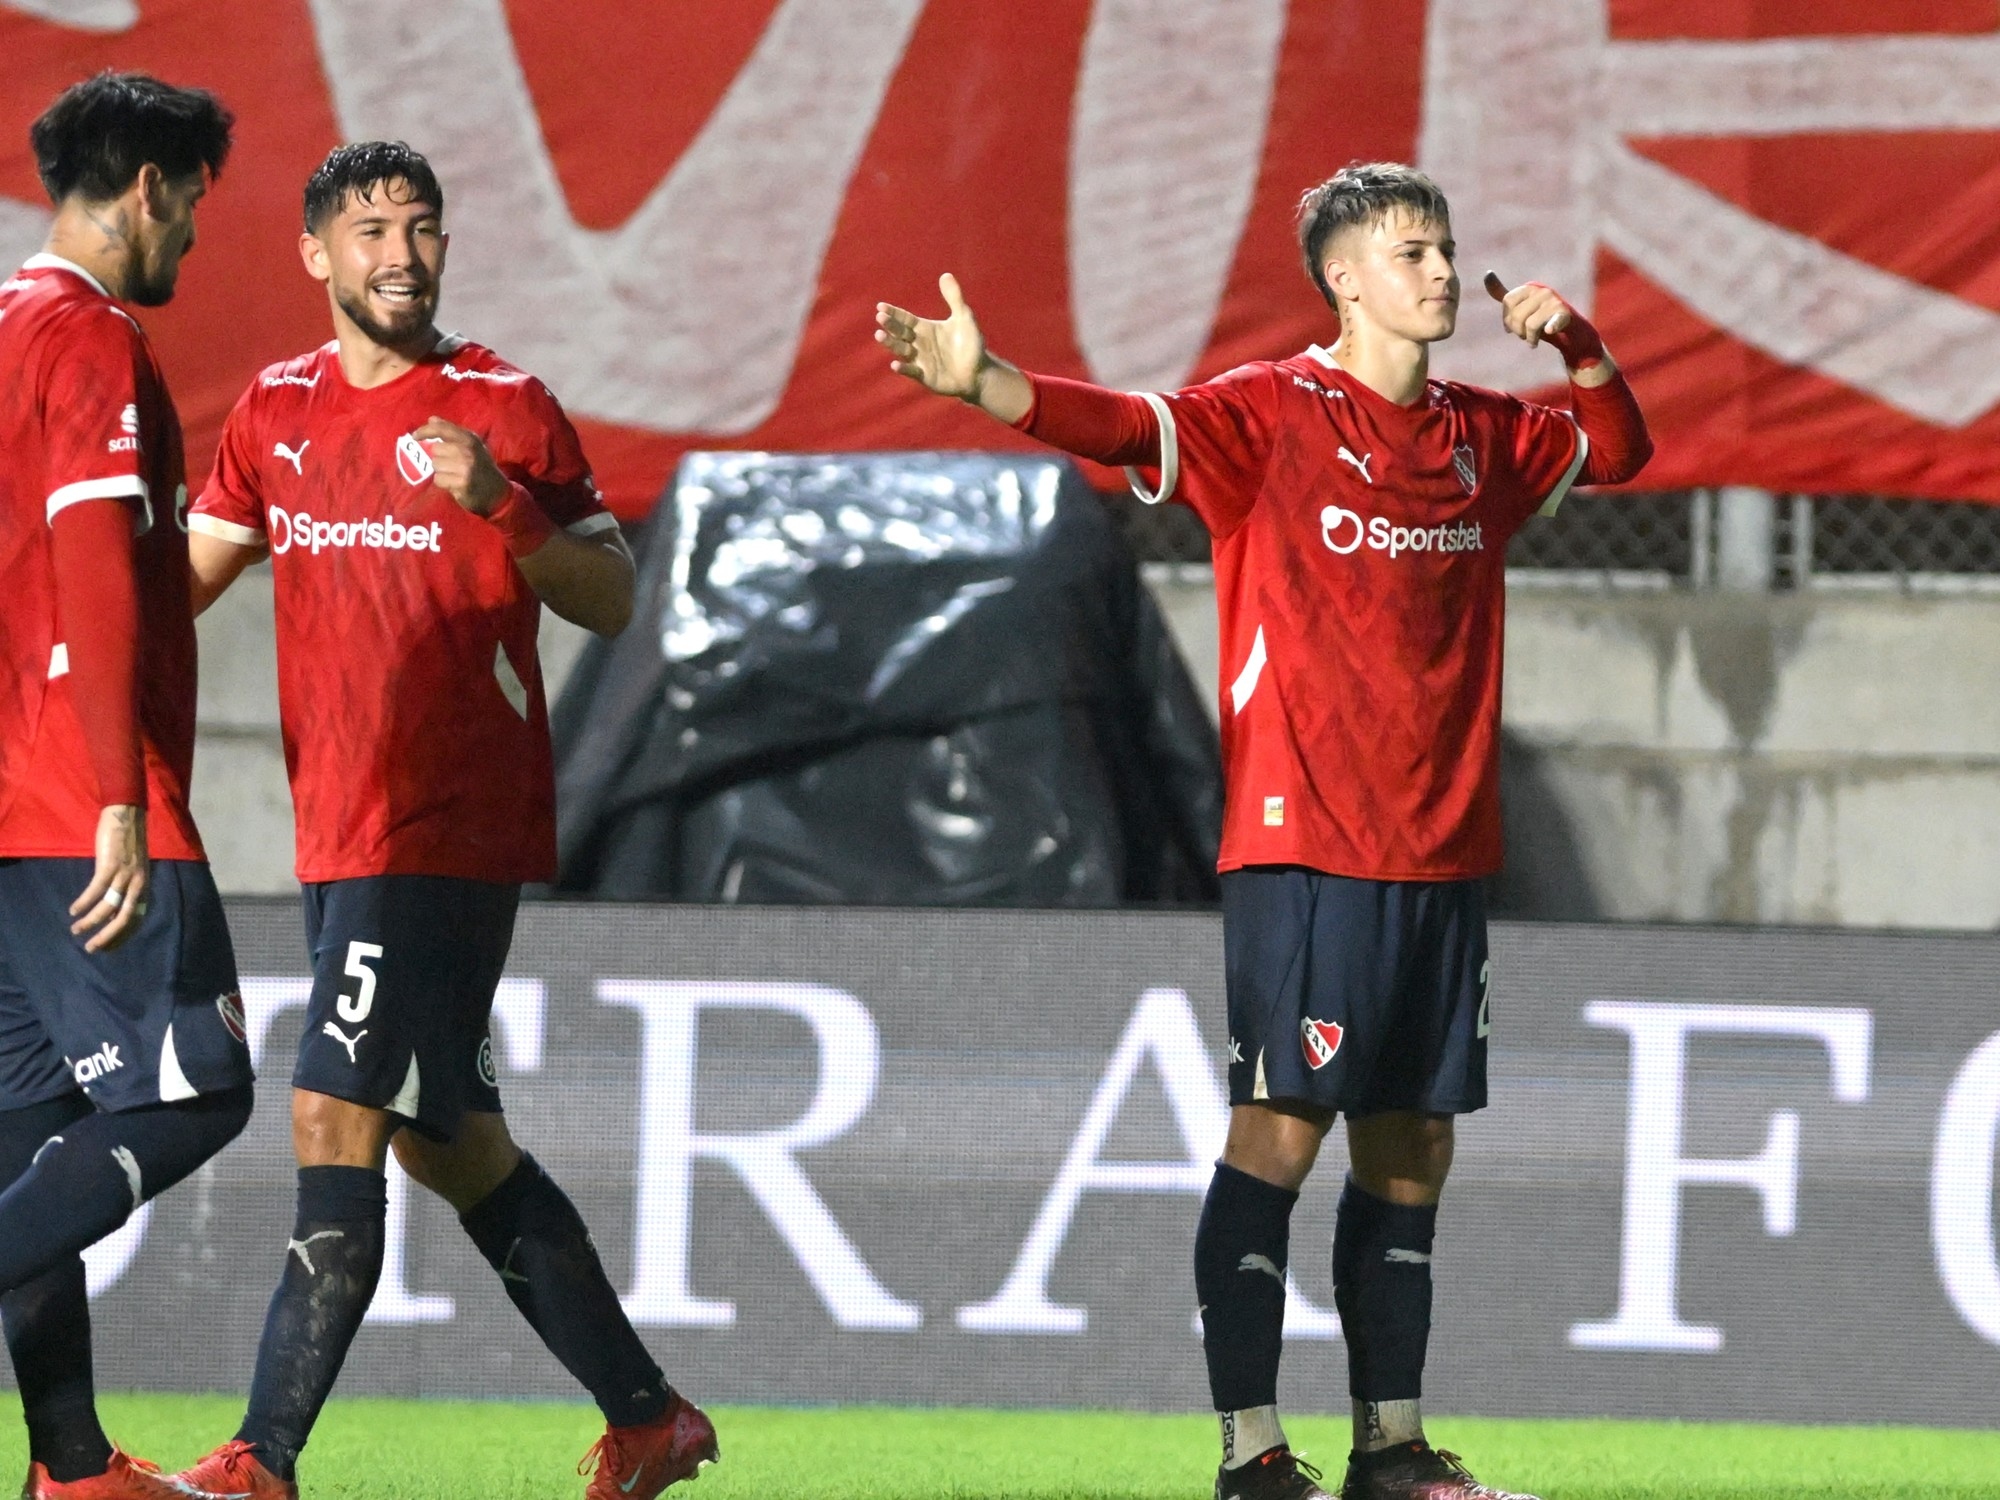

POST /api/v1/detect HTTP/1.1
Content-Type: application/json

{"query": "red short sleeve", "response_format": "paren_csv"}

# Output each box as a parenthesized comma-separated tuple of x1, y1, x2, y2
(38, 305, 153, 527)
(189, 385, 270, 547)
(497, 381, 617, 538)
(1132, 363, 1283, 539)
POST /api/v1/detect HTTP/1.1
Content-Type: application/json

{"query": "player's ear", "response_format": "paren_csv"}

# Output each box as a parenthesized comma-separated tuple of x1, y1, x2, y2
(299, 230, 331, 284)
(1323, 252, 1359, 309)
(132, 162, 166, 224)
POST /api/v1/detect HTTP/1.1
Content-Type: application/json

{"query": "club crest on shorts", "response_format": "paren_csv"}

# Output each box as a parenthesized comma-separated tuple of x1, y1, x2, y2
(1453, 443, 1478, 495)
(216, 990, 248, 1045)
(395, 432, 435, 485)
(477, 1036, 498, 1088)
(1301, 1017, 1344, 1070)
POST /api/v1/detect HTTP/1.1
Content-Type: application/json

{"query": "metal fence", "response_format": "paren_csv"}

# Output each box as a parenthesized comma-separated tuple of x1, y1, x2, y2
(1114, 491, 2000, 591)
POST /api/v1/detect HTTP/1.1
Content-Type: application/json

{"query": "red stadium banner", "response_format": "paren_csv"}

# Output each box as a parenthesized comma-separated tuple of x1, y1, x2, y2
(7, 0, 2000, 517)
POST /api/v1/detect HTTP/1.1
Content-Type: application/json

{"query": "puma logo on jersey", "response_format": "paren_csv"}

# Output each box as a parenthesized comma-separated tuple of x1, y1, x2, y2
(322, 1021, 368, 1064)
(274, 440, 310, 475)
(1337, 447, 1374, 484)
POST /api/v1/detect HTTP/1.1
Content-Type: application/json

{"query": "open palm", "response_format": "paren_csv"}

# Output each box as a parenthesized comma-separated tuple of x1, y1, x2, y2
(875, 273, 986, 399)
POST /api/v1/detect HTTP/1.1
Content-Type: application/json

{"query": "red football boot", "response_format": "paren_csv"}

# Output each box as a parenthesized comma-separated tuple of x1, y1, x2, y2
(21, 1449, 205, 1500)
(167, 1441, 296, 1500)
(578, 1393, 719, 1500)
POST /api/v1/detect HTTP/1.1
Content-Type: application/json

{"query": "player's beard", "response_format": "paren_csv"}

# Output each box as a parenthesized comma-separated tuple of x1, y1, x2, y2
(335, 279, 438, 349)
(126, 263, 178, 308)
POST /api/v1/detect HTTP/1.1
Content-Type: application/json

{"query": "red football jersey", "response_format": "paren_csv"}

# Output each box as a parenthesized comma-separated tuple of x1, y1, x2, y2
(1133, 344, 1585, 880)
(0, 256, 204, 860)
(189, 336, 618, 884)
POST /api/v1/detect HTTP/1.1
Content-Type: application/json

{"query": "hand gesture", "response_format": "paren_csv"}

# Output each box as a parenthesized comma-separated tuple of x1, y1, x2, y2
(876, 274, 988, 400)
(71, 803, 148, 953)
(1483, 271, 1578, 347)
(414, 416, 508, 515)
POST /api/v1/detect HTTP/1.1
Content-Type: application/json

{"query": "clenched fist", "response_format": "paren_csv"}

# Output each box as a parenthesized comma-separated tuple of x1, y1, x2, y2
(413, 416, 508, 515)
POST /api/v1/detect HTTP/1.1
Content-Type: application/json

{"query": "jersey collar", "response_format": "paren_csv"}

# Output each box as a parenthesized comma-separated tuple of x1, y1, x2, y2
(20, 253, 111, 298)
(1304, 343, 1340, 370)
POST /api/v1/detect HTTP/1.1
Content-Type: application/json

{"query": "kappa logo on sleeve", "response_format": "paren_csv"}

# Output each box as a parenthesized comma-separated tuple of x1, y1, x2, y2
(1301, 1017, 1344, 1071)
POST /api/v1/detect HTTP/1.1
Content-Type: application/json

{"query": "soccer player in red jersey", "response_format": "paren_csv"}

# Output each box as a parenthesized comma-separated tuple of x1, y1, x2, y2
(877, 164, 1652, 1500)
(0, 74, 257, 1500)
(171, 144, 715, 1500)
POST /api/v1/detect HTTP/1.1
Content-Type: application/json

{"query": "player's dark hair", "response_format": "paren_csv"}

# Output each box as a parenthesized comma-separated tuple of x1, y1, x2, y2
(30, 72, 233, 205)
(1295, 162, 1451, 308)
(304, 141, 443, 234)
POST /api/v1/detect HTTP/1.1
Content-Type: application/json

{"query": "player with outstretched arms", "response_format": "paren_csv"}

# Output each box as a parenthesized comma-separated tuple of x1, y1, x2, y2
(0, 74, 257, 1500)
(876, 164, 1651, 1500)
(170, 143, 716, 1500)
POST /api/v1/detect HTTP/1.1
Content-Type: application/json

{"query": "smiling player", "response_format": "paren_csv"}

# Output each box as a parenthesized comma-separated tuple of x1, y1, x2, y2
(876, 163, 1651, 1500)
(169, 142, 716, 1500)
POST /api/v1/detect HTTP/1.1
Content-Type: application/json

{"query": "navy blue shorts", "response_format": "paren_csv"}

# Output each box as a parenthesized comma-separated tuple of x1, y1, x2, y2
(1222, 868, 1490, 1118)
(295, 876, 518, 1141)
(0, 858, 254, 1113)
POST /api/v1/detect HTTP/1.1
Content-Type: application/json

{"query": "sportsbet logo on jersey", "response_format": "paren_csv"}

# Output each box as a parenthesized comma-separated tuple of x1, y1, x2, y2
(1319, 505, 1485, 559)
(267, 505, 443, 556)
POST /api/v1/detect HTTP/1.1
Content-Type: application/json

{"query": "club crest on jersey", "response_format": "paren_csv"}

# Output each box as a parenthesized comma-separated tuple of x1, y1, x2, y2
(1301, 1017, 1344, 1071)
(395, 432, 436, 486)
(216, 991, 248, 1045)
(477, 1036, 498, 1088)
(1453, 444, 1478, 495)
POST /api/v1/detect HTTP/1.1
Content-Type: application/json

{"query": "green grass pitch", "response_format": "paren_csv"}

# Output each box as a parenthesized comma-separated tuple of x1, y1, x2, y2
(1, 1395, 1994, 1498)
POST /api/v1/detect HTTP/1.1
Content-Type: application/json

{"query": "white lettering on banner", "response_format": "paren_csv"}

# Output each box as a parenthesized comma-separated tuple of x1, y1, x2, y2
(80, 976, 318, 1302)
(1931, 1030, 2000, 1345)
(304, 0, 926, 435)
(211, 978, 549, 1325)
(367, 980, 550, 1325)
(1420, 2, 2000, 424)
(958, 988, 1338, 1338)
(77, 973, 320, 1303)
(1569, 1002, 1873, 1353)
(1068, 0, 1287, 393)
(598, 980, 920, 1330)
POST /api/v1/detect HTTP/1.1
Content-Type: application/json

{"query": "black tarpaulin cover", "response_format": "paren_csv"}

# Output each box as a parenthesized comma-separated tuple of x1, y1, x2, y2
(550, 451, 1220, 905)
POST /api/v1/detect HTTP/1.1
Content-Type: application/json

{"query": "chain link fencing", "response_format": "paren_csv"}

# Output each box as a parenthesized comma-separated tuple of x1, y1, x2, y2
(1113, 490, 2000, 590)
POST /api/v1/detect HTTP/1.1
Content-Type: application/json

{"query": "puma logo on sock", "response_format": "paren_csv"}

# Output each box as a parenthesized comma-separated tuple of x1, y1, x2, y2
(1237, 1252, 1286, 1286)
(289, 1229, 345, 1275)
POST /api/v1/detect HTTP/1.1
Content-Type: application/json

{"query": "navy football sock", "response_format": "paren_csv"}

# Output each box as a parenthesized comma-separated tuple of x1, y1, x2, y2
(1332, 1177, 1438, 1408)
(1194, 1162, 1298, 1416)
(0, 1087, 252, 1296)
(0, 1095, 112, 1483)
(461, 1153, 671, 1427)
(238, 1167, 388, 1481)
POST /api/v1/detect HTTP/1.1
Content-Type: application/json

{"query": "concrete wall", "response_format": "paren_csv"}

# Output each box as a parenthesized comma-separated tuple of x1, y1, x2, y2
(196, 563, 2000, 930)
(1144, 568, 2000, 931)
